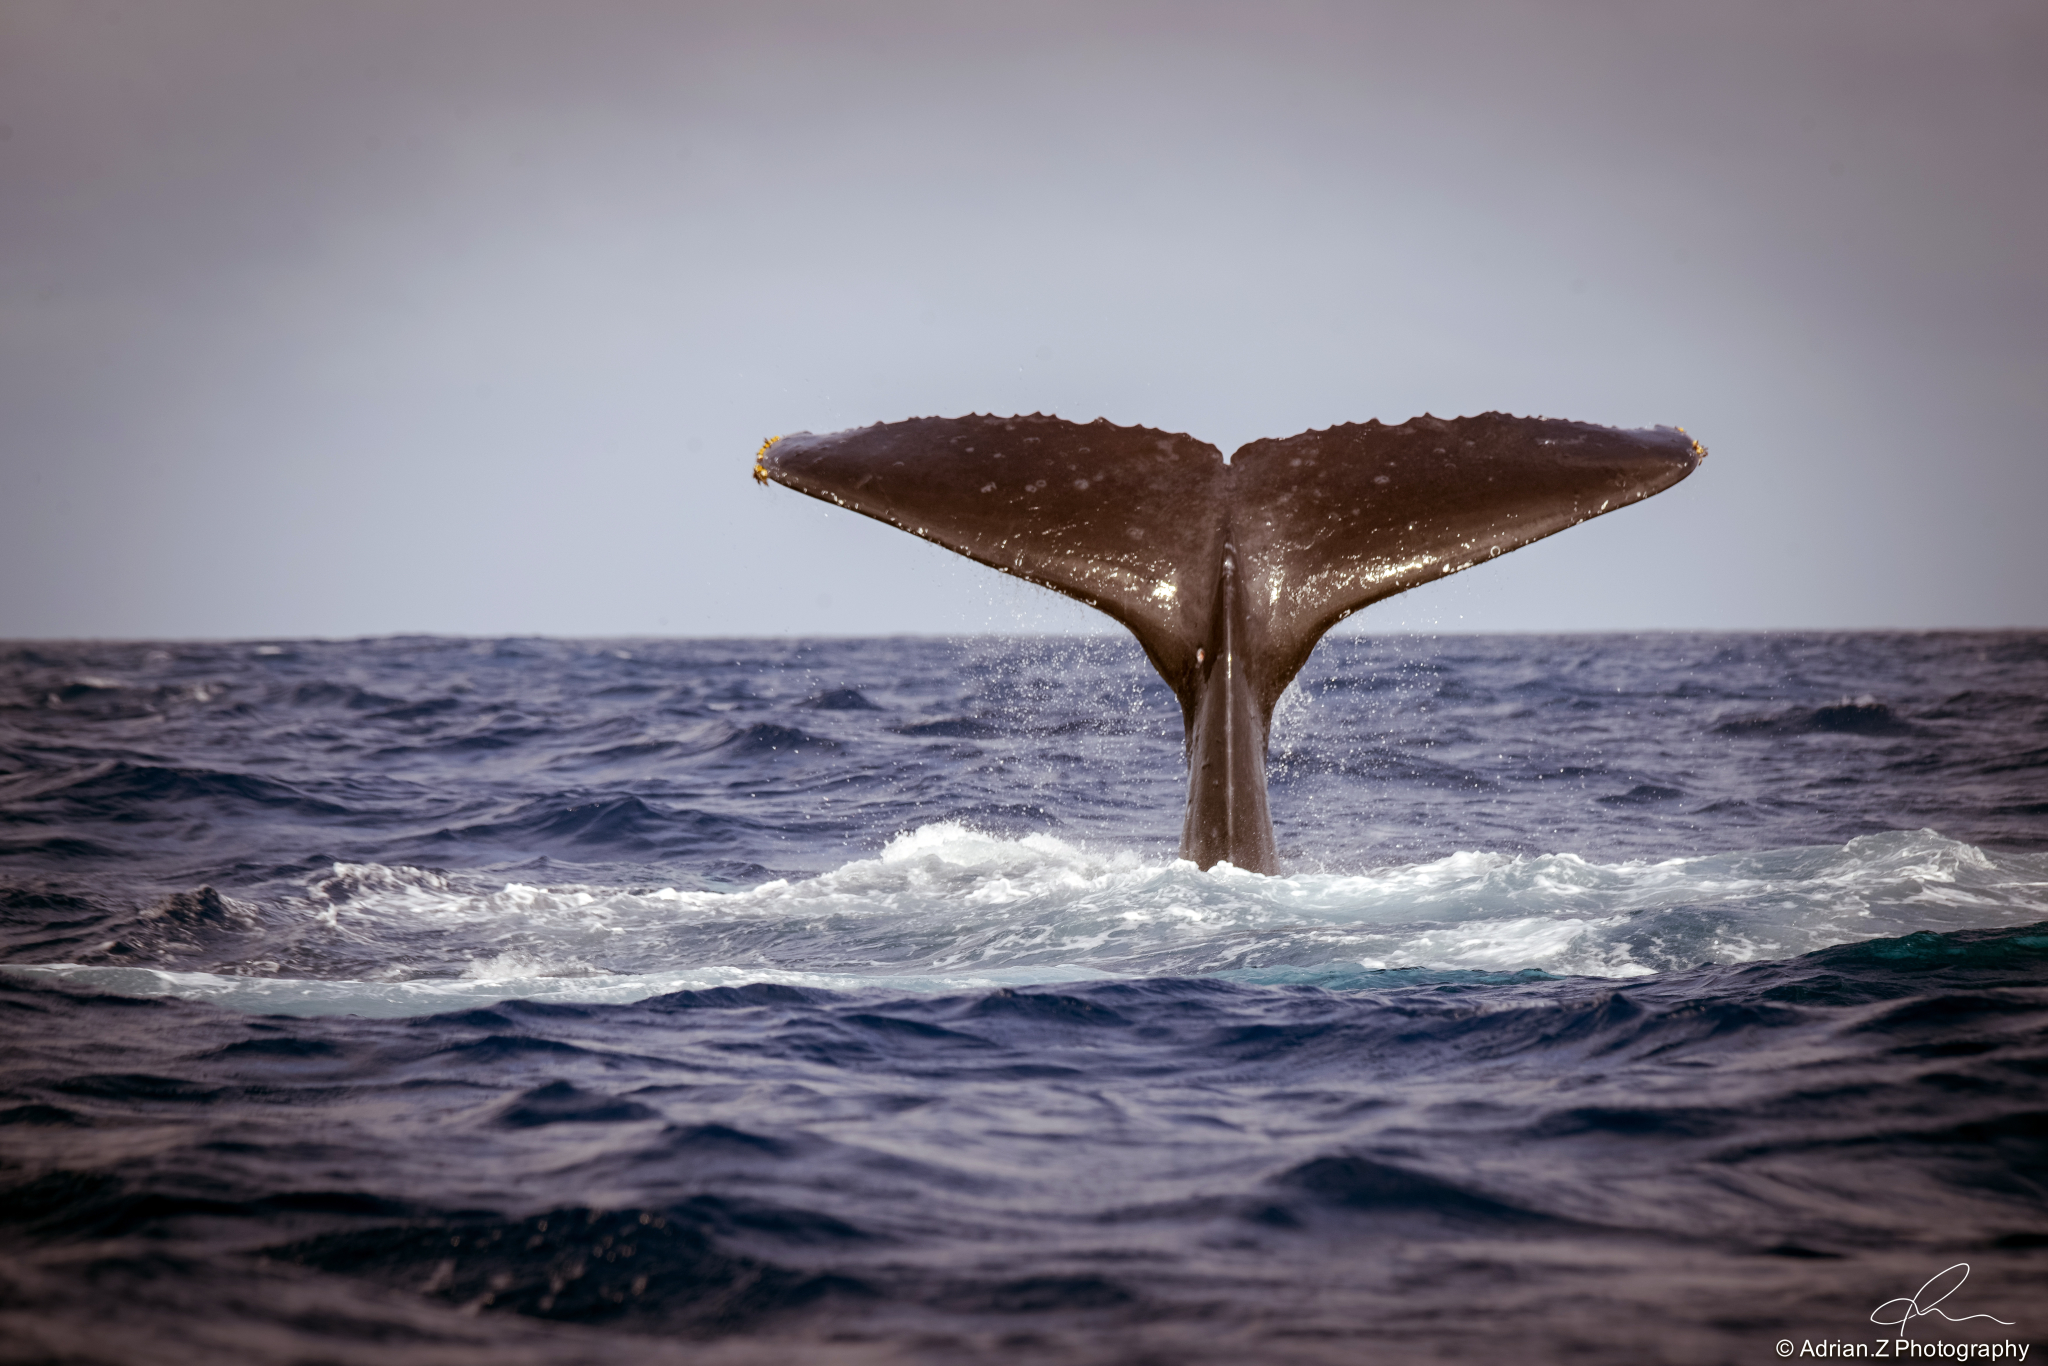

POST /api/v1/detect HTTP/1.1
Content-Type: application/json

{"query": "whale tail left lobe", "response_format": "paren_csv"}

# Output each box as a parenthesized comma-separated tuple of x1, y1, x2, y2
(757, 412, 1703, 871)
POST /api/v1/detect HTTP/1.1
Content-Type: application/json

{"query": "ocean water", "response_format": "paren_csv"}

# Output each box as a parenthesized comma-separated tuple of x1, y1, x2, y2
(1, 632, 2044, 1363)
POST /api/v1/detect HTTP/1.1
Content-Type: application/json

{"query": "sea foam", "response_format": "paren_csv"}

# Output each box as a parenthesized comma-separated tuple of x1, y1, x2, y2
(11, 823, 2043, 1016)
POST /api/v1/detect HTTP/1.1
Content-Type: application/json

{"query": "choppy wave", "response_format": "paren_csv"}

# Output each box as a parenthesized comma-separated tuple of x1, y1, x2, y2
(11, 822, 2044, 1016)
(3, 918, 2044, 1363)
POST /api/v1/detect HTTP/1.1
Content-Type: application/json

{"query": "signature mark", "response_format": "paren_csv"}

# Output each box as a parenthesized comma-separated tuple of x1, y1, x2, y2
(1870, 1263, 2016, 1332)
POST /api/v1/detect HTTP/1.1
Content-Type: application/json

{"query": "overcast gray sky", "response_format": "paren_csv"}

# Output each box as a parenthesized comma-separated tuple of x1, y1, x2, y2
(2, 0, 2043, 639)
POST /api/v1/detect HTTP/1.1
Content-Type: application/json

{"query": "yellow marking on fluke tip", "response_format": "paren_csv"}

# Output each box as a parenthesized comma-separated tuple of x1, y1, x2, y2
(752, 435, 782, 485)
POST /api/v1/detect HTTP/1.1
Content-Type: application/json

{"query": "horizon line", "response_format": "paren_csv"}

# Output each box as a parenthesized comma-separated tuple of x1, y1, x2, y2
(6, 625, 2045, 647)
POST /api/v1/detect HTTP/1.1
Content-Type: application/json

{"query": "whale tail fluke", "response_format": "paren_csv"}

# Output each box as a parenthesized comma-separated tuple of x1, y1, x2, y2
(758, 412, 1703, 871)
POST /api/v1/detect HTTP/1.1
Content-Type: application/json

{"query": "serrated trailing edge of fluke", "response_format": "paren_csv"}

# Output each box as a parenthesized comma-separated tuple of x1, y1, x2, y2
(752, 411, 1703, 873)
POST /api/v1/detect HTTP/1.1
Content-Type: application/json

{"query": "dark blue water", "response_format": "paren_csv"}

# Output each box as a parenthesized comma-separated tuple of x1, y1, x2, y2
(2, 633, 2044, 1363)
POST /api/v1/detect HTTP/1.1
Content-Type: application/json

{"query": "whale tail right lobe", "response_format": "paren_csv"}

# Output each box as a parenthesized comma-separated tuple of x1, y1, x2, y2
(758, 412, 1704, 871)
